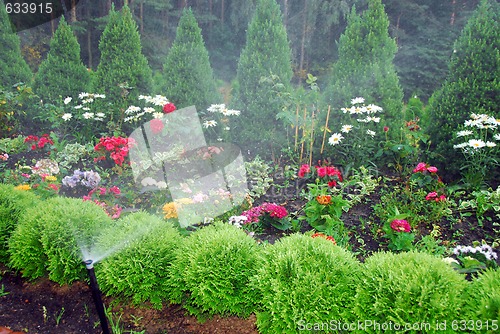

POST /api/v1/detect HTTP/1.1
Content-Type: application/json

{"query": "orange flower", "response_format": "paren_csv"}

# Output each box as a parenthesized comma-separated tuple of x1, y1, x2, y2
(316, 195, 331, 205)
(311, 232, 337, 245)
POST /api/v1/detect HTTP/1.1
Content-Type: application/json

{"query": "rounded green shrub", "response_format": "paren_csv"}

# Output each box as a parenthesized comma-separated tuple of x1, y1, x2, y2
(95, 212, 182, 309)
(166, 221, 261, 318)
(253, 233, 361, 334)
(0, 184, 39, 263)
(8, 197, 112, 284)
(463, 269, 500, 327)
(355, 251, 468, 333)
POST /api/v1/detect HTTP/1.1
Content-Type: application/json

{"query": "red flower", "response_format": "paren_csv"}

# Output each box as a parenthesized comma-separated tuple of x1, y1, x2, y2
(328, 181, 337, 187)
(390, 219, 411, 233)
(150, 118, 164, 134)
(383, 126, 389, 132)
(298, 164, 311, 178)
(109, 186, 121, 195)
(163, 102, 176, 113)
(427, 166, 438, 173)
(413, 162, 427, 173)
(316, 166, 327, 178)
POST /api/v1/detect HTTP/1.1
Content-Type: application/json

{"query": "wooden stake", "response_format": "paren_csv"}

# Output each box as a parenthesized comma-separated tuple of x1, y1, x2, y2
(299, 107, 307, 162)
(294, 105, 299, 151)
(309, 109, 315, 166)
(320, 105, 331, 155)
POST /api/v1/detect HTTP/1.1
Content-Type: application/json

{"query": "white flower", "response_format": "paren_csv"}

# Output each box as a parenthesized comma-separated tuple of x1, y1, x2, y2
(207, 104, 225, 113)
(203, 120, 217, 128)
(96, 112, 105, 118)
(350, 106, 364, 114)
(63, 97, 72, 105)
(456, 130, 473, 137)
(125, 106, 141, 114)
(366, 130, 376, 137)
(144, 107, 155, 114)
(82, 107, 90, 111)
(74, 105, 83, 109)
(82, 112, 94, 119)
(153, 112, 163, 119)
(494, 133, 500, 141)
(341, 125, 353, 133)
(486, 141, 496, 148)
(141, 177, 157, 186)
(328, 133, 344, 146)
(453, 143, 468, 149)
(365, 104, 383, 113)
(78, 92, 89, 99)
(225, 109, 241, 116)
(224, 127, 230, 131)
(95, 94, 106, 99)
(351, 97, 365, 105)
(442, 257, 459, 265)
(156, 181, 168, 189)
(82, 98, 94, 104)
(468, 139, 486, 149)
(62, 113, 72, 121)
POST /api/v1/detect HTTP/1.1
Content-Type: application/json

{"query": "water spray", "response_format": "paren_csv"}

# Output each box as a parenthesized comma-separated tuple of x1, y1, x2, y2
(84, 259, 110, 334)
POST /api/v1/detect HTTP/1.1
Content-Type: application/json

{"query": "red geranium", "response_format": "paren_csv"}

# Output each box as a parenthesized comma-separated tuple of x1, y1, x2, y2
(163, 102, 176, 113)
(390, 219, 411, 233)
(94, 136, 135, 166)
(149, 118, 164, 134)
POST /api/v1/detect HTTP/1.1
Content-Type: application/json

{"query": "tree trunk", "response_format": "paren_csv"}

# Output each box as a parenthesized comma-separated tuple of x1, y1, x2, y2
(70, 0, 77, 22)
(283, 0, 288, 29)
(298, 0, 309, 85)
(450, 0, 456, 25)
(86, 4, 92, 69)
(139, 0, 144, 34)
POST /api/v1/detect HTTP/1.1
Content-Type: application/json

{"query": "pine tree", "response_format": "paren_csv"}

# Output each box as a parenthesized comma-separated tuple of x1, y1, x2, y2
(426, 0, 500, 179)
(234, 0, 293, 156)
(325, 0, 403, 130)
(92, 5, 152, 106)
(33, 16, 90, 102)
(161, 8, 220, 111)
(0, 0, 32, 88)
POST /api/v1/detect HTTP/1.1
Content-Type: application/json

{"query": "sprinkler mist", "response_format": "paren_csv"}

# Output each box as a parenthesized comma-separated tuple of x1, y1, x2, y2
(84, 259, 110, 334)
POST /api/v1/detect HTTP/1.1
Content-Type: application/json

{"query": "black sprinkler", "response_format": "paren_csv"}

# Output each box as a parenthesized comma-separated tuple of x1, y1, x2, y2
(84, 259, 110, 334)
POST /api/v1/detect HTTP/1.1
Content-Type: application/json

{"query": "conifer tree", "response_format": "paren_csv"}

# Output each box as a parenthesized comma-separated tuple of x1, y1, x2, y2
(33, 16, 90, 102)
(234, 0, 293, 156)
(161, 8, 219, 110)
(426, 0, 499, 179)
(326, 0, 403, 131)
(0, 0, 32, 88)
(93, 5, 152, 106)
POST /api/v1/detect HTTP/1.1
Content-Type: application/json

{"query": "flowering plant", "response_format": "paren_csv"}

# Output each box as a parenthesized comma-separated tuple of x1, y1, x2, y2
(449, 242, 498, 275)
(94, 136, 135, 166)
(12, 160, 61, 199)
(298, 161, 343, 187)
(241, 202, 289, 232)
(202, 104, 241, 142)
(453, 113, 499, 189)
(83, 186, 122, 219)
(24, 133, 54, 151)
(124, 94, 176, 127)
(382, 212, 415, 252)
(62, 169, 101, 189)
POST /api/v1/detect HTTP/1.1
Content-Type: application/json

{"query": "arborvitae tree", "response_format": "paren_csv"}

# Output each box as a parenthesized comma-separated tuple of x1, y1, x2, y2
(33, 16, 90, 102)
(93, 5, 152, 106)
(161, 8, 220, 110)
(426, 0, 499, 180)
(0, 0, 32, 88)
(325, 0, 403, 131)
(234, 0, 293, 156)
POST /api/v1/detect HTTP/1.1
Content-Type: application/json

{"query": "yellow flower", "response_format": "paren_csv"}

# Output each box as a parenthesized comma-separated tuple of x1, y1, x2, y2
(14, 184, 31, 191)
(45, 175, 57, 182)
(162, 202, 178, 219)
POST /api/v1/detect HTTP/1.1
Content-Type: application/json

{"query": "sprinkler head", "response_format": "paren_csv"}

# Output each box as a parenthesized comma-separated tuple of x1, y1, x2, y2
(84, 259, 94, 270)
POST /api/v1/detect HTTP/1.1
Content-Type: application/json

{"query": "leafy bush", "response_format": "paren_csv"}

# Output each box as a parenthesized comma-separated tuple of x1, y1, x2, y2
(95, 212, 182, 309)
(166, 221, 261, 318)
(8, 197, 112, 284)
(354, 251, 468, 333)
(253, 233, 361, 334)
(0, 184, 39, 263)
(463, 269, 500, 326)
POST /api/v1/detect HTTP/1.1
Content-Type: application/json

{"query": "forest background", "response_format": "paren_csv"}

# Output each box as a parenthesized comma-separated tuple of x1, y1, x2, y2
(12, 0, 481, 103)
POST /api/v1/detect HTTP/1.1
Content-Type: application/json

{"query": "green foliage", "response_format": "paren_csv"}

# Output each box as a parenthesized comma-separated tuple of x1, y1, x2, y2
(92, 4, 152, 128)
(233, 0, 293, 156)
(161, 8, 220, 111)
(0, 0, 32, 88)
(32, 17, 90, 102)
(96, 212, 182, 309)
(166, 221, 261, 318)
(245, 156, 273, 200)
(464, 269, 500, 325)
(8, 197, 112, 284)
(253, 233, 361, 333)
(326, 0, 403, 135)
(0, 84, 39, 137)
(459, 186, 500, 226)
(426, 0, 500, 180)
(0, 184, 39, 263)
(355, 251, 468, 333)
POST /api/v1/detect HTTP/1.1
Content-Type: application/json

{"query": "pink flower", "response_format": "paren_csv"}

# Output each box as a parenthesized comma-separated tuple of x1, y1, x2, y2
(425, 192, 438, 201)
(390, 219, 411, 233)
(315, 166, 327, 178)
(109, 186, 121, 195)
(427, 166, 438, 173)
(149, 118, 164, 134)
(413, 162, 427, 173)
(298, 164, 311, 178)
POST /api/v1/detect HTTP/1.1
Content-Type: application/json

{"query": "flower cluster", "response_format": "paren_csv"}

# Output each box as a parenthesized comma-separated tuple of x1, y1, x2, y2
(24, 134, 54, 151)
(62, 93, 106, 122)
(94, 136, 135, 166)
(62, 170, 101, 188)
(390, 219, 411, 233)
(311, 232, 337, 245)
(202, 104, 241, 140)
(83, 186, 122, 219)
(453, 113, 499, 151)
(425, 191, 446, 202)
(0, 153, 8, 161)
(124, 94, 176, 123)
(411, 162, 446, 202)
(298, 162, 343, 187)
(452, 244, 498, 261)
(413, 162, 438, 174)
(228, 215, 248, 228)
(241, 202, 288, 224)
(31, 159, 60, 176)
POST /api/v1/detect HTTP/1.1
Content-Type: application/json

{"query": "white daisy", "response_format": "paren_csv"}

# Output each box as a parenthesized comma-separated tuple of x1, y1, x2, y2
(456, 130, 473, 137)
(453, 143, 468, 149)
(351, 97, 365, 105)
(328, 133, 344, 146)
(468, 139, 486, 149)
(82, 112, 94, 119)
(62, 113, 72, 121)
(203, 120, 217, 128)
(63, 97, 72, 105)
(78, 92, 89, 99)
(486, 141, 496, 148)
(341, 125, 353, 133)
(366, 130, 376, 137)
(494, 133, 500, 141)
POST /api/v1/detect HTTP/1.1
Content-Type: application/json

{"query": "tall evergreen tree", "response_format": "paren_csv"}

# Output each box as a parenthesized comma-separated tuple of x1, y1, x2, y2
(33, 16, 90, 102)
(161, 8, 220, 110)
(426, 0, 499, 179)
(325, 0, 403, 130)
(234, 0, 293, 156)
(92, 4, 152, 106)
(0, 0, 32, 88)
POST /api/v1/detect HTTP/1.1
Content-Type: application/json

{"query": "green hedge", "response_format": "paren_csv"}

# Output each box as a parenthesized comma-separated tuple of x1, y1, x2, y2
(166, 221, 261, 318)
(253, 233, 361, 334)
(8, 197, 112, 284)
(354, 251, 468, 334)
(463, 269, 500, 330)
(0, 184, 39, 263)
(96, 212, 182, 309)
